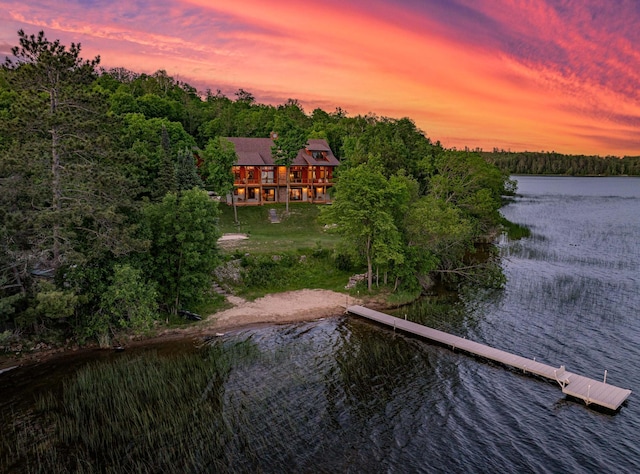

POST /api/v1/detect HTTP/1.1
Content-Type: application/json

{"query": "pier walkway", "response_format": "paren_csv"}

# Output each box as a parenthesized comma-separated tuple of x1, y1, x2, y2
(347, 305, 631, 411)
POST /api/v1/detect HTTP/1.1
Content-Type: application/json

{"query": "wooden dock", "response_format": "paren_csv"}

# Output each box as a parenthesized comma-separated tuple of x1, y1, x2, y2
(347, 305, 632, 412)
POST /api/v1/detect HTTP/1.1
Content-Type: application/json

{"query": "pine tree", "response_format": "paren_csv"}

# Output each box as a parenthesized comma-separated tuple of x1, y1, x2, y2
(1, 30, 136, 273)
(175, 147, 203, 192)
(155, 124, 177, 198)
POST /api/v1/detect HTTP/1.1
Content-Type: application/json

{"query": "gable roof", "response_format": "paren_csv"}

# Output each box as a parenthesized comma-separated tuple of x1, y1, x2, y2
(225, 137, 340, 167)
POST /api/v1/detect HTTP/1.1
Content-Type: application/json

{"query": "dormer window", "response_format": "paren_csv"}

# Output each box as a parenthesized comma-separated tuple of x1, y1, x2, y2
(311, 150, 327, 160)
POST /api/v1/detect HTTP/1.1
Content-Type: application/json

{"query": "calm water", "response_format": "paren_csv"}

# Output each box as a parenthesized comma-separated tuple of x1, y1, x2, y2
(2, 176, 639, 473)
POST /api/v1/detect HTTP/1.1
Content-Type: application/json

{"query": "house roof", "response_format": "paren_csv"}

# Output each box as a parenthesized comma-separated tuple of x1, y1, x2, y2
(306, 139, 331, 152)
(225, 137, 340, 167)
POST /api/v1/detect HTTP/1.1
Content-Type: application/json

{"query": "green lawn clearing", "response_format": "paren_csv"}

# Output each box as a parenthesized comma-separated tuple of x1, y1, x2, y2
(217, 203, 341, 254)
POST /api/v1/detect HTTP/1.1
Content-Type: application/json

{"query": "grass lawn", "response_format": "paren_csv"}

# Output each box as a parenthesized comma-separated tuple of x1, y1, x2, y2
(217, 203, 341, 254)
(214, 202, 358, 297)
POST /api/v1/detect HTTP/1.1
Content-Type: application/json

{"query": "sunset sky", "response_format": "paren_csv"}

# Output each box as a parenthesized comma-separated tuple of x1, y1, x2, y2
(1, 0, 639, 156)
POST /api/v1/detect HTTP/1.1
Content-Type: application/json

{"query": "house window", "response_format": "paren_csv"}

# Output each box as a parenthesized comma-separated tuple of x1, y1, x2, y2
(313, 167, 327, 182)
(290, 169, 303, 183)
(248, 187, 260, 200)
(261, 167, 275, 184)
(263, 188, 275, 201)
(233, 167, 242, 183)
(290, 188, 302, 201)
(312, 151, 327, 160)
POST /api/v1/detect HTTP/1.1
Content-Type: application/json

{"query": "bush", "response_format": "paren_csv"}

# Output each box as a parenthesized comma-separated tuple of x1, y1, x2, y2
(0, 329, 14, 350)
(334, 252, 354, 272)
(243, 255, 284, 288)
(311, 245, 331, 260)
(101, 264, 158, 331)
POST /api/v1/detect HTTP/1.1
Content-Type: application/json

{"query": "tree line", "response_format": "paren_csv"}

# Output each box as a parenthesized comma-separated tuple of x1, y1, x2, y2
(0, 30, 512, 345)
(321, 147, 510, 293)
(482, 150, 640, 176)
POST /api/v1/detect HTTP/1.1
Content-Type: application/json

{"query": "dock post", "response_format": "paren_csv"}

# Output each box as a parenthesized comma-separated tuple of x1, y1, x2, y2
(604, 370, 607, 384)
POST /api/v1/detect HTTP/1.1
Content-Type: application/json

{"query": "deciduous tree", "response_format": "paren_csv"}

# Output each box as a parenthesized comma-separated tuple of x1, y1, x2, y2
(201, 137, 238, 223)
(144, 189, 221, 315)
(272, 115, 308, 212)
(321, 160, 410, 290)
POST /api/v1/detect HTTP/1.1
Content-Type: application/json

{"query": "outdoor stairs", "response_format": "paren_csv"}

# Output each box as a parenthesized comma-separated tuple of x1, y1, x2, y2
(212, 282, 228, 296)
(269, 209, 280, 223)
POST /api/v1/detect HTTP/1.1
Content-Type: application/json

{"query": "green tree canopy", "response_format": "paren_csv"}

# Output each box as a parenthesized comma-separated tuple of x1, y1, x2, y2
(429, 150, 507, 232)
(200, 137, 237, 196)
(143, 189, 221, 315)
(321, 160, 411, 290)
(120, 113, 196, 197)
(1, 30, 137, 275)
(272, 114, 309, 212)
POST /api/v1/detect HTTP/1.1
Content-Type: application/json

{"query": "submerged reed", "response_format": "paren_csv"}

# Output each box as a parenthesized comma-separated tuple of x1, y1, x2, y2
(1, 340, 261, 473)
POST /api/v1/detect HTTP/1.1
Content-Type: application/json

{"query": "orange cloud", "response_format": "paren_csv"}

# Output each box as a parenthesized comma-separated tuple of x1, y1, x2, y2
(183, 0, 640, 155)
(2, 0, 639, 155)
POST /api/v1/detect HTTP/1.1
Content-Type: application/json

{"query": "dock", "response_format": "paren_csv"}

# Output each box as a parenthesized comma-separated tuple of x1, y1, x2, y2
(347, 305, 632, 412)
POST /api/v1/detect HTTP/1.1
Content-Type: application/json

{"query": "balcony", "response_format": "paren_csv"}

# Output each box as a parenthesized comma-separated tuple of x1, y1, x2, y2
(234, 178, 262, 185)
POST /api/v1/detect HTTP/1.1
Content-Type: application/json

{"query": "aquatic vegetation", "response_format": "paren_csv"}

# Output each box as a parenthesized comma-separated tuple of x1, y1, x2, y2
(499, 217, 531, 240)
(0, 341, 259, 473)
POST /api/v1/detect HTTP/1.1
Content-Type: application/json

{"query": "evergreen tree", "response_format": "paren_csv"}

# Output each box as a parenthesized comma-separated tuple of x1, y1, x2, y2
(175, 147, 203, 191)
(0, 30, 142, 335)
(1, 30, 136, 274)
(155, 124, 177, 198)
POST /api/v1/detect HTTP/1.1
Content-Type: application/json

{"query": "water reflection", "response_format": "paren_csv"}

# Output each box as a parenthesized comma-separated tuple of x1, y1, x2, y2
(2, 176, 640, 473)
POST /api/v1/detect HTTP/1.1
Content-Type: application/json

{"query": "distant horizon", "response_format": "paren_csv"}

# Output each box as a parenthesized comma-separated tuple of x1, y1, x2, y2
(2, 0, 639, 156)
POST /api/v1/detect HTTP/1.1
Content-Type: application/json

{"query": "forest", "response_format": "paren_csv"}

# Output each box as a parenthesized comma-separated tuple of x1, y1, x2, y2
(0, 30, 513, 346)
(482, 149, 640, 176)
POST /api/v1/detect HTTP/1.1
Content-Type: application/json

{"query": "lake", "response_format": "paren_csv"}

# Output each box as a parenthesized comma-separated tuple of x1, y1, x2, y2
(1, 176, 639, 473)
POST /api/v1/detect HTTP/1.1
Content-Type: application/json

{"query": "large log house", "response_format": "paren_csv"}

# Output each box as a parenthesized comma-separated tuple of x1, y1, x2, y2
(225, 137, 340, 205)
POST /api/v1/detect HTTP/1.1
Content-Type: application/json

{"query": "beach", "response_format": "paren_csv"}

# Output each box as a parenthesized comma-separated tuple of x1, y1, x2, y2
(0, 289, 361, 370)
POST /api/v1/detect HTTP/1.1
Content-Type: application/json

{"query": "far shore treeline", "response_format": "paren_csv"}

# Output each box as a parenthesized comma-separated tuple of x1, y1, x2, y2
(482, 149, 640, 176)
(1, 30, 619, 348)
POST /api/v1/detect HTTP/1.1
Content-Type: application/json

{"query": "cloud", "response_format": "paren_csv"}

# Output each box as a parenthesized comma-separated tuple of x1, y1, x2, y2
(574, 131, 640, 156)
(474, 2, 640, 100)
(0, 41, 13, 56)
(1, 0, 639, 155)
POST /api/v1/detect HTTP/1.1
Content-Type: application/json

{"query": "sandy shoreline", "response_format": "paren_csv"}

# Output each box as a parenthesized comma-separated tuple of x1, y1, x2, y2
(0, 289, 363, 370)
(210, 289, 357, 328)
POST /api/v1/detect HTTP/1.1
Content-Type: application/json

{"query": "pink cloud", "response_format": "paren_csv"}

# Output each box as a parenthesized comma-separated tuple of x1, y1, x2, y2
(1, 0, 639, 155)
